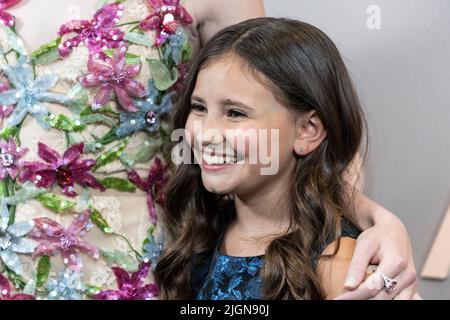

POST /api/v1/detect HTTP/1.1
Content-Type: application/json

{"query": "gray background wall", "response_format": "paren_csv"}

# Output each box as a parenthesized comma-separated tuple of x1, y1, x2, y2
(264, 0, 450, 299)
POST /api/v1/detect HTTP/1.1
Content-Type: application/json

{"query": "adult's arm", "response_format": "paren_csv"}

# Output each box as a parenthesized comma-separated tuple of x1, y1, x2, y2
(184, 0, 265, 56)
(338, 154, 420, 300)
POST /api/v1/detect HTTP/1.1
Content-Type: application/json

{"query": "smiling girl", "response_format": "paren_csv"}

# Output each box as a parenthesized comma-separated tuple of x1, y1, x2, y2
(153, 17, 408, 299)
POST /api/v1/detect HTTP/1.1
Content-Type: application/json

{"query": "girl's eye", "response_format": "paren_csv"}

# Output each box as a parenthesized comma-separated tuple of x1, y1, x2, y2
(227, 109, 248, 118)
(190, 103, 207, 113)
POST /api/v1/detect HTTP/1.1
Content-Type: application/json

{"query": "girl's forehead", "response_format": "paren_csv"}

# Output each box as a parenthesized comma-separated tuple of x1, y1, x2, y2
(194, 57, 277, 105)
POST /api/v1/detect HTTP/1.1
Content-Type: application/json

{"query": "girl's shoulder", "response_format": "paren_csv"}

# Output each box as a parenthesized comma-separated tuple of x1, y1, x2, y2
(315, 219, 363, 299)
(312, 219, 361, 266)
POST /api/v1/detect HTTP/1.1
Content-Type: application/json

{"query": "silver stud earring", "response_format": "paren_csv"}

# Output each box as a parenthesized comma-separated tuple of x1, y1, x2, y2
(299, 147, 305, 154)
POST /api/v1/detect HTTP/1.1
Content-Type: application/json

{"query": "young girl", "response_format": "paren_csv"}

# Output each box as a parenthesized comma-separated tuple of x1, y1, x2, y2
(0, 0, 265, 299)
(154, 17, 373, 300)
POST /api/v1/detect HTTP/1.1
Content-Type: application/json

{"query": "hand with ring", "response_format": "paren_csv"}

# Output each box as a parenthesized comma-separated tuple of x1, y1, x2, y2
(334, 211, 422, 300)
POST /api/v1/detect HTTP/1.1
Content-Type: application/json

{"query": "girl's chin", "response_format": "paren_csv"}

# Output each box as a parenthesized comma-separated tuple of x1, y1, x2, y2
(202, 177, 238, 195)
(204, 186, 235, 195)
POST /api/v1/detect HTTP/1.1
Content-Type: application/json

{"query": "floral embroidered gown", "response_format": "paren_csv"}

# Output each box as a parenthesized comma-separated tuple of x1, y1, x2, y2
(0, 0, 193, 300)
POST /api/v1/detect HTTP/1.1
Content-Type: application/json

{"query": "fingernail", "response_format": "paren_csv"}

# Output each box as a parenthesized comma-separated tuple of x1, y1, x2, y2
(344, 276, 357, 288)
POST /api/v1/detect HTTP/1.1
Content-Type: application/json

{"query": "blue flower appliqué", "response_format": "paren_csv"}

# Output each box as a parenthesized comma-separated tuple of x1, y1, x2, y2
(142, 229, 165, 272)
(0, 55, 73, 128)
(0, 201, 37, 275)
(116, 80, 174, 138)
(163, 27, 187, 65)
(45, 269, 85, 300)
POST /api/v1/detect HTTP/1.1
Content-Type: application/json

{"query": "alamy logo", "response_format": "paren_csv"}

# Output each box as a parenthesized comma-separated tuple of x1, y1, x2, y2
(367, 5, 381, 30)
(170, 121, 281, 175)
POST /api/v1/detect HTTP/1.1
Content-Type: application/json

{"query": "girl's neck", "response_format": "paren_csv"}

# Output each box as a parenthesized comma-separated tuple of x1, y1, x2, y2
(220, 186, 291, 257)
(229, 158, 298, 243)
(10, 0, 94, 51)
(231, 185, 291, 241)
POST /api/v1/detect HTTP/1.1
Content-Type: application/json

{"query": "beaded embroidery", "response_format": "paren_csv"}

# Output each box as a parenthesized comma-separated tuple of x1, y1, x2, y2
(0, 0, 192, 300)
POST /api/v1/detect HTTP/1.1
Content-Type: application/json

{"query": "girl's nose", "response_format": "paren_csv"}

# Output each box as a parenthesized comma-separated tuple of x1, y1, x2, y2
(196, 116, 225, 147)
(198, 127, 224, 148)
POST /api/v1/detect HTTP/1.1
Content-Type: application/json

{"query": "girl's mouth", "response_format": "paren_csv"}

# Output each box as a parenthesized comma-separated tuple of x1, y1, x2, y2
(201, 153, 240, 171)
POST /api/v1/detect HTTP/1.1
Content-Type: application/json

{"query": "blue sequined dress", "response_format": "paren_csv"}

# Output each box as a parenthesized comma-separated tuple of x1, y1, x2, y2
(191, 219, 360, 300)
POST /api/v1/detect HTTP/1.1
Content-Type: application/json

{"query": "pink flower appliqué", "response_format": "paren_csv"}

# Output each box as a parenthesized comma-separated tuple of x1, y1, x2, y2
(0, 0, 20, 27)
(19, 142, 105, 197)
(0, 137, 28, 181)
(94, 263, 159, 300)
(79, 45, 147, 112)
(139, 0, 192, 47)
(29, 210, 100, 271)
(173, 62, 190, 94)
(58, 2, 125, 58)
(0, 274, 35, 300)
(127, 157, 170, 225)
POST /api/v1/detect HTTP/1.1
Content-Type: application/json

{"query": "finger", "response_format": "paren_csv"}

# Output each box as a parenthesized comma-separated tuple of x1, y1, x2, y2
(412, 293, 423, 300)
(364, 255, 406, 298)
(376, 255, 407, 282)
(372, 279, 412, 300)
(392, 271, 418, 300)
(369, 267, 417, 300)
(393, 284, 415, 300)
(343, 237, 376, 289)
(335, 272, 385, 300)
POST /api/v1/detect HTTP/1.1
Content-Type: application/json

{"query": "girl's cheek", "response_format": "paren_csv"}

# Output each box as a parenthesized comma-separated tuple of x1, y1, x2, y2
(184, 117, 196, 149)
(226, 129, 260, 163)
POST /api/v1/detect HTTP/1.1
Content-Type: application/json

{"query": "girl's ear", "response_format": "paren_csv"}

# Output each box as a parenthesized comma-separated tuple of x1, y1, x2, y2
(294, 110, 328, 156)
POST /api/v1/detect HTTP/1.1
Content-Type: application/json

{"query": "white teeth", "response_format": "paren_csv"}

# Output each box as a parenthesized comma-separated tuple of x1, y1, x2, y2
(203, 153, 215, 164)
(225, 159, 237, 164)
(203, 153, 237, 165)
(211, 156, 223, 164)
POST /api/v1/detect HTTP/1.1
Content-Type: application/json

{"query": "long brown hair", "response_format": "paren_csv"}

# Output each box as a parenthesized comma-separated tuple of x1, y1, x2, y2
(154, 17, 367, 300)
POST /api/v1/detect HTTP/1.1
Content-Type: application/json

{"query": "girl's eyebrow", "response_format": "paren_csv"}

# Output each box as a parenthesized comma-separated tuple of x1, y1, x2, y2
(191, 96, 254, 112)
(221, 98, 254, 111)
(191, 95, 205, 103)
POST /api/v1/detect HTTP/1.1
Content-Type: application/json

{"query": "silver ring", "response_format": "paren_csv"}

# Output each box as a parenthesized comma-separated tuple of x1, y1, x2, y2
(376, 271, 398, 294)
